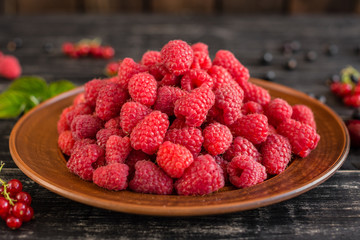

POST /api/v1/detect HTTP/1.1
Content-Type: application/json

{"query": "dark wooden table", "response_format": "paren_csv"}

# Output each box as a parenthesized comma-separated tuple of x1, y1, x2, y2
(1, 14, 360, 239)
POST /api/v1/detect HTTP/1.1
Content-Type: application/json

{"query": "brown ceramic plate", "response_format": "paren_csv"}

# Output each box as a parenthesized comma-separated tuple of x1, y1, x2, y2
(9, 78, 349, 216)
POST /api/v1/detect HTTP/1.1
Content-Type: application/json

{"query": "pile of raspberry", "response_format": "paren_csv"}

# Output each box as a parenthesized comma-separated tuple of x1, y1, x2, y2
(57, 40, 320, 196)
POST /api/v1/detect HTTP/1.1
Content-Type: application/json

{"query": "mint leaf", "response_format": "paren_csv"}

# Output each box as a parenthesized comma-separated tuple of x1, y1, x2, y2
(8, 76, 49, 102)
(0, 90, 35, 118)
(48, 80, 76, 98)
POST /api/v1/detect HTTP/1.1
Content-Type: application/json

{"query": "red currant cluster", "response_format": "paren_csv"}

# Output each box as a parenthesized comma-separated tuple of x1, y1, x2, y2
(62, 38, 115, 59)
(104, 59, 122, 76)
(0, 162, 34, 230)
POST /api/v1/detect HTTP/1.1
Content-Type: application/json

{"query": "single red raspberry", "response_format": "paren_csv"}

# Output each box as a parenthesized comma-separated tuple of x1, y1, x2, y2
(71, 114, 103, 140)
(116, 58, 148, 89)
(73, 93, 85, 105)
(180, 69, 213, 91)
(58, 130, 75, 156)
(264, 98, 293, 126)
(104, 61, 121, 77)
(57, 106, 74, 134)
(104, 117, 121, 129)
(240, 81, 271, 107)
(141, 50, 161, 67)
(277, 119, 320, 157)
(96, 128, 123, 148)
(93, 163, 129, 191)
(169, 118, 188, 129)
(207, 65, 237, 91)
(67, 144, 105, 181)
(191, 51, 212, 70)
(130, 111, 169, 155)
(174, 86, 215, 127)
(84, 79, 105, 107)
(120, 101, 152, 134)
(175, 154, 225, 195)
(212, 50, 249, 86)
(191, 42, 209, 55)
(153, 86, 187, 116)
(344, 94, 360, 107)
(156, 141, 194, 178)
(227, 155, 267, 188)
(330, 82, 352, 97)
(161, 40, 194, 76)
(128, 72, 158, 107)
(158, 73, 181, 87)
(129, 160, 173, 195)
(241, 101, 263, 115)
(125, 149, 152, 178)
(65, 102, 93, 126)
(261, 134, 292, 175)
(148, 63, 167, 81)
(291, 104, 316, 129)
(223, 136, 261, 162)
(0, 55, 22, 80)
(230, 113, 269, 145)
(95, 82, 128, 121)
(203, 122, 233, 156)
(105, 135, 131, 164)
(71, 138, 96, 154)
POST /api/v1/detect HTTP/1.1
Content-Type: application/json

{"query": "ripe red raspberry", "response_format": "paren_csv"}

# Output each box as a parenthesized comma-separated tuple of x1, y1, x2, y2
(57, 106, 74, 134)
(191, 42, 209, 55)
(230, 113, 269, 145)
(93, 163, 129, 191)
(242, 101, 263, 115)
(66, 102, 93, 126)
(130, 111, 169, 155)
(223, 136, 261, 163)
(129, 160, 173, 195)
(175, 154, 225, 195)
(214, 83, 244, 125)
(240, 81, 271, 107)
(95, 82, 128, 121)
(0, 55, 22, 79)
(191, 51, 212, 70)
(158, 73, 181, 87)
(104, 61, 120, 77)
(148, 63, 167, 81)
(164, 126, 203, 158)
(71, 114, 103, 140)
(156, 141, 194, 178)
(207, 65, 237, 91)
(161, 40, 194, 76)
(227, 155, 267, 188)
(261, 134, 292, 175)
(264, 98, 293, 126)
(174, 86, 215, 127)
(153, 86, 187, 116)
(291, 104, 316, 129)
(84, 79, 105, 107)
(212, 50, 249, 86)
(72, 138, 96, 153)
(67, 144, 105, 181)
(141, 50, 161, 67)
(330, 82, 352, 97)
(58, 130, 75, 156)
(116, 58, 148, 89)
(120, 101, 152, 134)
(125, 149, 152, 178)
(203, 122, 233, 156)
(96, 128, 123, 148)
(277, 119, 320, 157)
(128, 72, 158, 107)
(344, 94, 360, 107)
(104, 117, 121, 129)
(180, 69, 213, 91)
(73, 93, 85, 105)
(105, 135, 131, 164)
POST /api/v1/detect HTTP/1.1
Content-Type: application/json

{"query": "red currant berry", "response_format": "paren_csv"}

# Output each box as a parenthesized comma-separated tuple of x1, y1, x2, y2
(13, 202, 27, 219)
(77, 44, 90, 56)
(0, 197, 10, 219)
(0, 185, 4, 195)
(101, 46, 115, 59)
(22, 206, 34, 222)
(105, 61, 120, 76)
(6, 216, 22, 230)
(15, 191, 32, 206)
(7, 179, 22, 196)
(90, 45, 103, 58)
(62, 42, 75, 55)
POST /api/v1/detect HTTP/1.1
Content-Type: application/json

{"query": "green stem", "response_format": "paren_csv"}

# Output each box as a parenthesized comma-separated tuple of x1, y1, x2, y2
(0, 161, 15, 206)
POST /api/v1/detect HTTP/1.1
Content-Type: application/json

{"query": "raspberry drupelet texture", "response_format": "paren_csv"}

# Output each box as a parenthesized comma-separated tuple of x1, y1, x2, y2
(140, 50, 161, 67)
(71, 114, 103, 140)
(153, 86, 187, 116)
(156, 141, 194, 178)
(128, 72, 158, 107)
(214, 155, 230, 183)
(207, 65, 237, 91)
(261, 134, 292, 175)
(203, 122, 233, 156)
(240, 81, 271, 107)
(264, 98, 293, 127)
(277, 119, 320, 157)
(180, 69, 214, 92)
(58, 130, 75, 156)
(158, 73, 181, 87)
(104, 117, 121, 129)
(73, 93, 86, 105)
(223, 136, 262, 163)
(120, 101, 152, 134)
(66, 102, 93, 126)
(160, 40, 194, 76)
(93, 163, 129, 191)
(105, 135, 131, 164)
(174, 86, 215, 127)
(57, 106, 74, 134)
(291, 104, 316, 129)
(84, 79, 105, 107)
(191, 42, 209, 55)
(169, 118, 187, 129)
(130, 111, 169, 155)
(191, 51, 212, 70)
(96, 128, 123, 148)
(148, 63, 167, 81)
(116, 57, 148, 89)
(241, 101, 263, 115)
(227, 155, 267, 188)
(95, 82, 128, 121)
(125, 149, 152, 178)
(175, 154, 225, 196)
(129, 160, 173, 195)
(72, 138, 96, 153)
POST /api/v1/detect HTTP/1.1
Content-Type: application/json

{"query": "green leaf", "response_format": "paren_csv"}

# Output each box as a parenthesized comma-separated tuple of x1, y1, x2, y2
(0, 90, 34, 118)
(8, 76, 49, 102)
(48, 80, 76, 98)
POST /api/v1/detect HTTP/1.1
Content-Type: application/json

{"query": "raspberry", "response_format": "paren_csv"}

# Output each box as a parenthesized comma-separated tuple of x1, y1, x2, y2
(57, 106, 74, 134)
(66, 144, 105, 181)
(207, 65, 237, 91)
(130, 111, 169, 155)
(58, 130, 75, 156)
(191, 42, 209, 55)
(158, 73, 181, 87)
(71, 114, 103, 140)
(96, 128, 123, 148)
(180, 69, 213, 91)
(66, 102, 93, 126)
(84, 79, 105, 107)
(164, 126, 204, 158)
(104, 61, 120, 76)
(116, 58, 148, 89)
(261, 134, 292, 175)
(128, 72, 158, 107)
(148, 63, 167, 81)
(212, 50, 249, 86)
(169, 118, 187, 129)
(344, 94, 360, 107)
(95, 82, 128, 121)
(104, 117, 121, 129)
(73, 93, 85, 105)
(156, 141, 194, 178)
(125, 149, 151, 177)
(153, 86, 187, 116)
(105, 135, 131, 164)
(214, 83, 244, 125)
(0, 55, 21, 79)
(93, 163, 129, 191)
(161, 40, 194, 76)
(230, 113, 269, 145)
(71, 138, 96, 154)
(240, 81, 271, 107)
(223, 136, 261, 163)
(203, 122, 233, 156)
(129, 160, 173, 195)
(291, 104, 316, 129)
(241, 101, 263, 115)
(119, 101, 152, 134)
(141, 50, 161, 67)
(175, 154, 224, 195)
(264, 98, 293, 126)
(191, 51, 212, 70)
(277, 119, 320, 157)
(214, 155, 230, 183)
(227, 155, 267, 188)
(174, 86, 215, 127)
